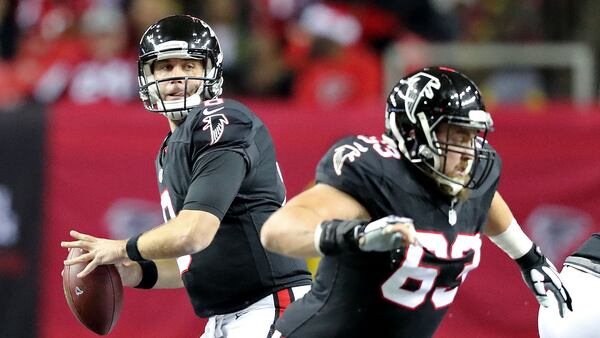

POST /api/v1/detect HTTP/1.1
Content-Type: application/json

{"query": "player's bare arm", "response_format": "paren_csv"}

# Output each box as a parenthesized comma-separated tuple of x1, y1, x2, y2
(135, 210, 219, 258)
(262, 183, 417, 257)
(62, 209, 219, 278)
(483, 191, 514, 236)
(484, 191, 573, 317)
(262, 183, 369, 257)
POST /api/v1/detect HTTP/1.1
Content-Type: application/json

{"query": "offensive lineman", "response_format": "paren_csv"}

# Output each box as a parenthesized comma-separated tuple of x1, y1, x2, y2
(261, 67, 572, 337)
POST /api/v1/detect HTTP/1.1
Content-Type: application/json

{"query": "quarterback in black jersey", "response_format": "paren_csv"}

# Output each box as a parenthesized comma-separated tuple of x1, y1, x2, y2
(261, 67, 572, 337)
(62, 15, 311, 337)
(539, 232, 600, 337)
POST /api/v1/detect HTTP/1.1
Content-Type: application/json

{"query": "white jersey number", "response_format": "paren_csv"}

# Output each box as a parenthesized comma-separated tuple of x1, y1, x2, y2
(160, 188, 192, 273)
(160, 189, 176, 222)
(381, 232, 481, 309)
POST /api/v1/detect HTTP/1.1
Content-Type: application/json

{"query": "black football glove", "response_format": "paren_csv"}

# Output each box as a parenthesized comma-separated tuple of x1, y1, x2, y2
(516, 244, 573, 318)
(317, 216, 414, 255)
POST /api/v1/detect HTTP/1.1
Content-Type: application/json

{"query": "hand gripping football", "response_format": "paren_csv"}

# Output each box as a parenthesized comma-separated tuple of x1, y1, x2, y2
(63, 248, 123, 335)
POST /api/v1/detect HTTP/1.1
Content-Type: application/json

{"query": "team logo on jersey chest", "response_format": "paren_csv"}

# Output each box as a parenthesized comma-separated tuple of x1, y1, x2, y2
(202, 113, 229, 145)
(333, 142, 368, 175)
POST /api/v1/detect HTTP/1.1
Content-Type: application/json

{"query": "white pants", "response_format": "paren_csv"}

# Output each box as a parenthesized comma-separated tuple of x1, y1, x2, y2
(538, 265, 600, 338)
(200, 285, 310, 338)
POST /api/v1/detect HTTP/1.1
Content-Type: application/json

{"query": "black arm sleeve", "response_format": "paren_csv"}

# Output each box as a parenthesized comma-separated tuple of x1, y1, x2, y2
(182, 150, 248, 220)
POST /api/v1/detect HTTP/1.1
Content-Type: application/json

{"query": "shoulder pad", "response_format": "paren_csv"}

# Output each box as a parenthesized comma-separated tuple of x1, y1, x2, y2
(189, 98, 258, 149)
(320, 135, 390, 177)
(316, 134, 404, 188)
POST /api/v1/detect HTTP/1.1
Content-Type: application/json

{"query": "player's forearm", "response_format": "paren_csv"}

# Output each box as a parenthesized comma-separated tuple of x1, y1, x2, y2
(120, 258, 183, 289)
(133, 210, 219, 260)
(154, 258, 184, 288)
(261, 205, 323, 258)
(487, 218, 533, 259)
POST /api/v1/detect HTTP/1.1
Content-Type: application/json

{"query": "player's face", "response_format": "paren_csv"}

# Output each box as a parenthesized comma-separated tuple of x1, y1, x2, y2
(153, 58, 205, 101)
(436, 123, 477, 179)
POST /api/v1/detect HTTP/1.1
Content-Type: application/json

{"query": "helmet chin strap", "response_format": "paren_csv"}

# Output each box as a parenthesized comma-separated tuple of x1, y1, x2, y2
(146, 77, 205, 121)
(433, 157, 474, 196)
(435, 176, 464, 196)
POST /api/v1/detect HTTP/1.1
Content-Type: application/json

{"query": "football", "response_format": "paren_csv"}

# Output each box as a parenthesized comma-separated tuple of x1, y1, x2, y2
(62, 248, 123, 335)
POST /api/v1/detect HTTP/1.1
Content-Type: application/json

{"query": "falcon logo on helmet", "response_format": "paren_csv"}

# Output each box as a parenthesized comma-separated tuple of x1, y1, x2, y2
(393, 72, 441, 124)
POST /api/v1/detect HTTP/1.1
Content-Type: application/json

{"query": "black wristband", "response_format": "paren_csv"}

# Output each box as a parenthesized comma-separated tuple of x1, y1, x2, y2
(134, 260, 158, 289)
(319, 219, 367, 255)
(515, 244, 543, 269)
(126, 234, 145, 261)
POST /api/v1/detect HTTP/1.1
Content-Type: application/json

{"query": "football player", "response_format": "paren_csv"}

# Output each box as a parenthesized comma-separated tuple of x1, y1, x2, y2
(538, 232, 600, 337)
(260, 67, 572, 337)
(62, 15, 312, 338)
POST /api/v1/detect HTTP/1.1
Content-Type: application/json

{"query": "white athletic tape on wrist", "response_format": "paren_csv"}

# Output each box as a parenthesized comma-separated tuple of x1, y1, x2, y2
(488, 218, 533, 259)
(313, 223, 324, 256)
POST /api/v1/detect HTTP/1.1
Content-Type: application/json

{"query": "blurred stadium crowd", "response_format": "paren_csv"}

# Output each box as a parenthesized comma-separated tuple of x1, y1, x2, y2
(0, 0, 598, 110)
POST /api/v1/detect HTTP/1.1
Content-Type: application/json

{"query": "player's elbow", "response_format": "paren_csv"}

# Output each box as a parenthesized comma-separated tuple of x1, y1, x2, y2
(260, 215, 283, 253)
(177, 210, 219, 253)
(180, 229, 212, 253)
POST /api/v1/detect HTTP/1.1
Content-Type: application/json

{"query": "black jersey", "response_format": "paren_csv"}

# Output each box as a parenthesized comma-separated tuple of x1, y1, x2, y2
(156, 98, 312, 317)
(276, 135, 502, 338)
